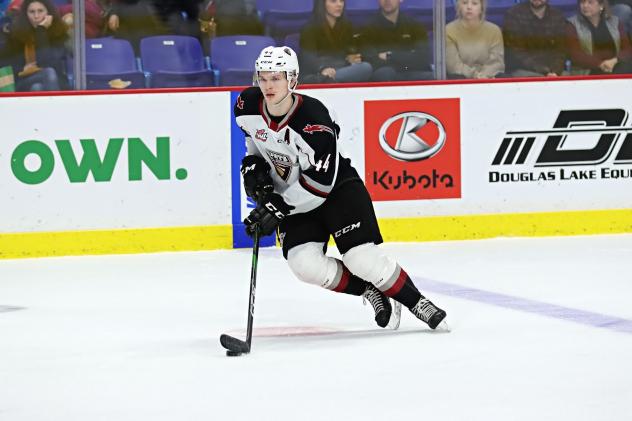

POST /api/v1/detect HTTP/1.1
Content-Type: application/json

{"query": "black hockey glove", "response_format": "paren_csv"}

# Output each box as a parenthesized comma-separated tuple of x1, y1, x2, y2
(241, 155, 274, 203)
(244, 193, 294, 237)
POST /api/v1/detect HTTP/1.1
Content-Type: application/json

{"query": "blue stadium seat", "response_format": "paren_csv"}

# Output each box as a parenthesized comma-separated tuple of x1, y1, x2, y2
(283, 33, 301, 56)
(345, 0, 379, 29)
(140, 35, 214, 88)
(210, 35, 275, 86)
(401, 0, 434, 29)
(85, 37, 146, 90)
(256, 0, 312, 42)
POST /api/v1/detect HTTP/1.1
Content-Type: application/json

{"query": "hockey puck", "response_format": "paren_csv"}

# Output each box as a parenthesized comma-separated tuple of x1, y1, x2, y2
(226, 350, 243, 357)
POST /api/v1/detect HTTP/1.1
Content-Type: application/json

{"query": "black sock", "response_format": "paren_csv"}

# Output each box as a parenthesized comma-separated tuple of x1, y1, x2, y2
(390, 278, 422, 308)
(337, 274, 370, 296)
(384, 268, 422, 308)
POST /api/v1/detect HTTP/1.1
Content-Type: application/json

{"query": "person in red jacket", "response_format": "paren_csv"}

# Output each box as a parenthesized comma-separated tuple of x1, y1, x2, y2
(58, 0, 116, 39)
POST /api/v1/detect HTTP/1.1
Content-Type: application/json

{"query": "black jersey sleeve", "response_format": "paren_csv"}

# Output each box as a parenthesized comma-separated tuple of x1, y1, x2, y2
(289, 95, 340, 198)
(234, 86, 264, 156)
(234, 86, 261, 119)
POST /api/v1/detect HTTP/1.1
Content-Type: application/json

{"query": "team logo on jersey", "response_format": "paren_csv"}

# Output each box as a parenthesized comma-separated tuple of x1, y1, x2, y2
(303, 124, 334, 136)
(255, 129, 268, 142)
(236, 95, 244, 110)
(266, 150, 293, 181)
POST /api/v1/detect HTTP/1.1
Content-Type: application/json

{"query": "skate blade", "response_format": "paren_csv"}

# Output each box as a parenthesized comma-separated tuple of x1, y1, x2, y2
(435, 320, 451, 332)
(387, 299, 402, 330)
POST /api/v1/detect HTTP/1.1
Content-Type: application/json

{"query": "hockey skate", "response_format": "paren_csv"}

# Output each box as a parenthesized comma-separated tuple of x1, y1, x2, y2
(362, 284, 400, 329)
(387, 298, 402, 330)
(409, 297, 447, 330)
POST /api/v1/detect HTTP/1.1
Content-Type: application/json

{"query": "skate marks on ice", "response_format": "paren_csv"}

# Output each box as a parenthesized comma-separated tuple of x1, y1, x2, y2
(413, 276, 632, 335)
(222, 325, 449, 346)
(0, 305, 25, 313)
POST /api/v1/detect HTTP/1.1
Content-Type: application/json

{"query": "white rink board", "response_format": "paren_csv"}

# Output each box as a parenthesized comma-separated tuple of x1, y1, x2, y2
(308, 78, 632, 218)
(0, 92, 232, 233)
(1, 78, 631, 236)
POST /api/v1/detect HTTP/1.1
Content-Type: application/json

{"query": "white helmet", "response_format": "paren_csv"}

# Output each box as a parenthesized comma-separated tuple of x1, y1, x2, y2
(255, 46, 299, 91)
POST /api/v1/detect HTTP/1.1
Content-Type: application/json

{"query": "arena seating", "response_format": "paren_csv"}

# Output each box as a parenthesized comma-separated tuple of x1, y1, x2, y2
(140, 35, 214, 88)
(210, 35, 275, 86)
(85, 37, 145, 90)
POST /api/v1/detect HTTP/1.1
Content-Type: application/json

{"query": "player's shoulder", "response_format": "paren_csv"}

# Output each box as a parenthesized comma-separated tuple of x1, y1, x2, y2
(298, 93, 331, 115)
(234, 86, 261, 116)
(291, 93, 338, 137)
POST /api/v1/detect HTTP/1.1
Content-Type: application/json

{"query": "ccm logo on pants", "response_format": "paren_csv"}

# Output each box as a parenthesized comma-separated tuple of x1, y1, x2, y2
(335, 222, 361, 238)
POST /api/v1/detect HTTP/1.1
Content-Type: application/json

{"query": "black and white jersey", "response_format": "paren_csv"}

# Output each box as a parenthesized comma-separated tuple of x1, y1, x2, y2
(234, 86, 360, 215)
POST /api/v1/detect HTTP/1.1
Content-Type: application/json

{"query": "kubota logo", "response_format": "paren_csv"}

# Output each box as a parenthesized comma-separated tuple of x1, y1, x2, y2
(10, 136, 187, 185)
(364, 98, 461, 201)
(378, 112, 447, 162)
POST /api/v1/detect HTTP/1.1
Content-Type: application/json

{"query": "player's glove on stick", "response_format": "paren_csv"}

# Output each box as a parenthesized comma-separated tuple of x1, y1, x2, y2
(241, 155, 273, 203)
(244, 193, 294, 237)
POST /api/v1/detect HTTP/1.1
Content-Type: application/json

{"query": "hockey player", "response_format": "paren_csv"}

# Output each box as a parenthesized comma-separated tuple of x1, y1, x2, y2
(235, 45, 447, 330)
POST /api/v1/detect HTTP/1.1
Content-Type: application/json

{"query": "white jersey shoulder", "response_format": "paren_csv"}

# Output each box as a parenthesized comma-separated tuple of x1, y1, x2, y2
(234, 88, 341, 215)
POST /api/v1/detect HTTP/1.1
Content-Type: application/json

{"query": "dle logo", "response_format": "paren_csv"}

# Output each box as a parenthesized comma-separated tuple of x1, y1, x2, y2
(490, 109, 632, 183)
(364, 98, 461, 201)
(378, 112, 446, 162)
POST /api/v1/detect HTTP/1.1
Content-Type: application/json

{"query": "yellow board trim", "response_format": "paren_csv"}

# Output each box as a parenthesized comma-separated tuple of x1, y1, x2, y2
(379, 209, 632, 242)
(0, 225, 232, 259)
(1, 209, 631, 259)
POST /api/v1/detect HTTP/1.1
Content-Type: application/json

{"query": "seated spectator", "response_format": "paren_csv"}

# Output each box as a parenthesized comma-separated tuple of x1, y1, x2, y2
(446, 0, 505, 79)
(503, 0, 567, 77)
(4, 0, 68, 91)
(300, 0, 373, 84)
(58, 0, 116, 39)
(151, 0, 200, 37)
(610, 0, 632, 40)
(567, 0, 632, 74)
(109, 0, 166, 53)
(198, 0, 263, 54)
(360, 0, 433, 81)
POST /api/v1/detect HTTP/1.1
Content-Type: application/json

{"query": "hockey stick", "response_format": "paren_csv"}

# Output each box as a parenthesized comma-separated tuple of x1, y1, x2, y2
(220, 225, 260, 356)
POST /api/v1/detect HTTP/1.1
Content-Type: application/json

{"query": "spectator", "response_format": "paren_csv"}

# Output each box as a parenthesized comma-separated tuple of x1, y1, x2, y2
(446, 0, 505, 79)
(197, 0, 262, 54)
(151, 0, 200, 37)
(567, 0, 632, 74)
(300, 0, 373, 84)
(610, 0, 632, 40)
(109, 0, 166, 53)
(360, 0, 433, 81)
(4, 0, 68, 91)
(57, 0, 116, 39)
(503, 0, 567, 77)
(198, 0, 262, 37)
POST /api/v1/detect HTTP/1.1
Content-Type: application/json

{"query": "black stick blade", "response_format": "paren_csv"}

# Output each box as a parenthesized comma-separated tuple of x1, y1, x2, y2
(220, 334, 250, 353)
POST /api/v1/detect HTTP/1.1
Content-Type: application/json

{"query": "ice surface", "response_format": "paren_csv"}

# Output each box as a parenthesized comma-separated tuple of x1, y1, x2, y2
(1, 235, 632, 421)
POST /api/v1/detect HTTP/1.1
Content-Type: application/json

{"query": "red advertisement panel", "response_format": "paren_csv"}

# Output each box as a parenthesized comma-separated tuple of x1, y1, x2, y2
(364, 98, 462, 201)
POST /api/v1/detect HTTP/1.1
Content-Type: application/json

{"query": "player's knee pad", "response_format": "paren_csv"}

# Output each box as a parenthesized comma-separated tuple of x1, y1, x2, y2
(342, 243, 397, 290)
(287, 242, 340, 289)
